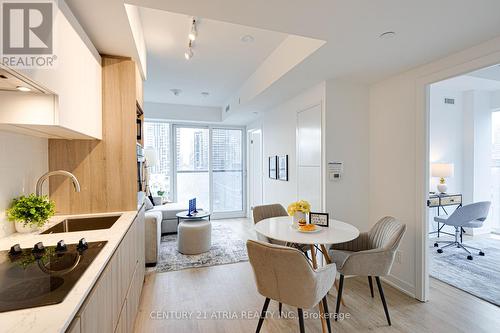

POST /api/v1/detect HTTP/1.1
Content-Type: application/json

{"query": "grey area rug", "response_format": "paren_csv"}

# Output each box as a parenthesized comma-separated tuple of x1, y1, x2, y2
(430, 237, 500, 306)
(156, 223, 248, 273)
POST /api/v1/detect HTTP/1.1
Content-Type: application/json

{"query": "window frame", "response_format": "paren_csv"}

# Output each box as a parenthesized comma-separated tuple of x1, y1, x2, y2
(145, 121, 246, 219)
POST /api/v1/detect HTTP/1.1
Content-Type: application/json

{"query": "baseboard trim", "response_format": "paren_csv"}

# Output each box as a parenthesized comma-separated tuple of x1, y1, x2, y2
(381, 275, 416, 299)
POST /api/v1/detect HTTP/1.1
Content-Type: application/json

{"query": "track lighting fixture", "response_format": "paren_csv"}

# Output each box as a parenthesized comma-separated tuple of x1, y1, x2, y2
(188, 18, 197, 41)
(184, 40, 194, 60)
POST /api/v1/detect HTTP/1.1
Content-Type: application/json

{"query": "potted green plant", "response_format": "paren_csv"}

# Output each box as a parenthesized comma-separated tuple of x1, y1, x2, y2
(6, 194, 55, 233)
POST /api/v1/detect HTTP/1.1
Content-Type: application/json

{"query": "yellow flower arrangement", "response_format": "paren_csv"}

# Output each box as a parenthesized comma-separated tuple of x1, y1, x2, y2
(287, 200, 311, 216)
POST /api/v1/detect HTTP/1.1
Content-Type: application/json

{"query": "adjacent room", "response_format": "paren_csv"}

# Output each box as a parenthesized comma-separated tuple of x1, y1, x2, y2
(428, 64, 500, 306)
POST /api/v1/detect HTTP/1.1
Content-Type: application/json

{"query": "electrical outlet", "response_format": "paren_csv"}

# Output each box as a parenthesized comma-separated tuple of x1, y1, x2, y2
(395, 251, 402, 264)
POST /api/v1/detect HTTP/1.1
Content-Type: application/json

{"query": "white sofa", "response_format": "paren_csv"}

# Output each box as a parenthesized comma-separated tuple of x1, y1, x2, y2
(143, 202, 188, 266)
(144, 210, 162, 266)
(149, 202, 187, 234)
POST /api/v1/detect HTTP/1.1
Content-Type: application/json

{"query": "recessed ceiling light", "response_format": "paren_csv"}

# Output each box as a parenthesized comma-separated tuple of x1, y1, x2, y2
(201, 92, 209, 97)
(16, 86, 31, 92)
(241, 35, 255, 43)
(379, 31, 396, 39)
(170, 89, 182, 96)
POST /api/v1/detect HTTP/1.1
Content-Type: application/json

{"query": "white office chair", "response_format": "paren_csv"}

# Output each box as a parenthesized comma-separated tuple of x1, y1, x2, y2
(433, 201, 491, 260)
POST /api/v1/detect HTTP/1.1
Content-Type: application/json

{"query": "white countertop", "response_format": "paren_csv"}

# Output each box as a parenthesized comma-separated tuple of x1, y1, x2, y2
(0, 209, 140, 333)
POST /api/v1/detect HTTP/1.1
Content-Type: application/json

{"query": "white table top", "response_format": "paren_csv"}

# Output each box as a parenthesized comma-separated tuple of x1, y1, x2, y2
(176, 210, 211, 219)
(254, 216, 359, 245)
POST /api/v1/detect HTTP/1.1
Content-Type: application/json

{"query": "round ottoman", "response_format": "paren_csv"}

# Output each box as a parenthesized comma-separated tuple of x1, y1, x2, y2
(177, 220, 212, 254)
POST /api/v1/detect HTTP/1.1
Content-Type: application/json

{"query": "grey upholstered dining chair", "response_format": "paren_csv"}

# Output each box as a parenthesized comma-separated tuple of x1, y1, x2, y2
(247, 240, 337, 333)
(328, 216, 406, 326)
(252, 204, 289, 245)
(433, 201, 491, 260)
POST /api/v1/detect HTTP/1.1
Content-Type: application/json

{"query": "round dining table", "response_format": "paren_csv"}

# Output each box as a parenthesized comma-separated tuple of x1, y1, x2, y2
(254, 216, 359, 333)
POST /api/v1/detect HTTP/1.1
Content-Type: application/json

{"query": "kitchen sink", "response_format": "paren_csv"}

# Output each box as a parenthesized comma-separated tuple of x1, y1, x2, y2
(41, 215, 121, 234)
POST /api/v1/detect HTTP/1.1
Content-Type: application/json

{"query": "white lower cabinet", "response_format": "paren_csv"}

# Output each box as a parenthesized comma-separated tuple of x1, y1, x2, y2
(69, 208, 145, 333)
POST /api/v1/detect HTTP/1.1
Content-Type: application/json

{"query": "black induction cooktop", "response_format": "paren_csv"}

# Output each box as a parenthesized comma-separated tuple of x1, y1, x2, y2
(0, 239, 106, 313)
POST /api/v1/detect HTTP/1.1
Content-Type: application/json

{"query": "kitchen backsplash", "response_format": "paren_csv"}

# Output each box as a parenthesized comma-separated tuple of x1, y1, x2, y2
(0, 131, 48, 238)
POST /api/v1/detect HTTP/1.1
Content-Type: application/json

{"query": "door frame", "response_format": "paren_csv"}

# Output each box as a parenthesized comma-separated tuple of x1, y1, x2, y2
(247, 127, 263, 217)
(415, 51, 500, 301)
(171, 123, 247, 219)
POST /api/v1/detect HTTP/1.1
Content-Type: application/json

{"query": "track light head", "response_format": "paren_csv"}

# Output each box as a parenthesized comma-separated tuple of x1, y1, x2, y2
(188, 18, 197, 41)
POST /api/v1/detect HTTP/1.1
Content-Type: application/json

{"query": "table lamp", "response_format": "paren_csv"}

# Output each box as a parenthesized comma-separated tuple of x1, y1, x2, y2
(431, 163, 454, 193)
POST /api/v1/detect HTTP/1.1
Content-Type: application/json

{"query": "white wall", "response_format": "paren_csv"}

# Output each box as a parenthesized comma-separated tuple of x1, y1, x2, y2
(491, 90, 500, 109)
(369, 35, 500, 298)
(247, 79, 371, 233)
(145, 102, 222, 123)
(247, 82, 325, 209)
(325, 80, 370, 230)
(429, 88, 464, 232)
(463, 90, 493, 233)
(0, 131, 48, 238)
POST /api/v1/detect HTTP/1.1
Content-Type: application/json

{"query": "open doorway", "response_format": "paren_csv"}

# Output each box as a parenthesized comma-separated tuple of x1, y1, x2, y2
(427, 64, 500, 306)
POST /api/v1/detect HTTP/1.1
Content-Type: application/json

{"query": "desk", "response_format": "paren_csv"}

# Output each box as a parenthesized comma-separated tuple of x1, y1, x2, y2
(427, 193, 462, 238)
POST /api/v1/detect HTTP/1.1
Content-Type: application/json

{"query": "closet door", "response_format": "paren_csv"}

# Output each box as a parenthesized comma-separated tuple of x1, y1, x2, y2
(297, 104, 322, 211)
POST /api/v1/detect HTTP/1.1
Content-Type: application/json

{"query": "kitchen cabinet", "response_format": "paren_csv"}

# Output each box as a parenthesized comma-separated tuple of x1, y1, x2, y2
(0, 1, 101, 140)
(69, 207, 145, 333)
(48, 56, 141, 215)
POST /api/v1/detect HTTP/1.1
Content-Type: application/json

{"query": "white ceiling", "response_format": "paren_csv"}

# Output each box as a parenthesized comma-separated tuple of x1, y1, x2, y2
(432, 75, 500, 92)
(469, 64, 500, 82)
(140, 7, 287, 106)
(68, 0, 500, 122)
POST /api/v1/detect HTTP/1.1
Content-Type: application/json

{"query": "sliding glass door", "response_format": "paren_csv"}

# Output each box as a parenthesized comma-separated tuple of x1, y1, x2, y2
(212, 128, 243, 213)
(171, 125, 245, 217)
(174, 126, 210, 211)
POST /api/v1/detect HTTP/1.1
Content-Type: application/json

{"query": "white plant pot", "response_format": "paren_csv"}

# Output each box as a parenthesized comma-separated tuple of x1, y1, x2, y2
(292, 212, 307, 228)
(14, 221, 39, 233)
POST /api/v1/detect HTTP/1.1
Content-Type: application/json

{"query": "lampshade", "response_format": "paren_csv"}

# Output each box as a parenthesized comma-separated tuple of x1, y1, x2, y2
(431, 163, 454, 178)
(144, 148, 158, 167)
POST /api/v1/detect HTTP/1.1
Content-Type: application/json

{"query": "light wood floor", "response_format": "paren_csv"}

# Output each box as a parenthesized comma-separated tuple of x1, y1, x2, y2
(134, 218, 500, 333)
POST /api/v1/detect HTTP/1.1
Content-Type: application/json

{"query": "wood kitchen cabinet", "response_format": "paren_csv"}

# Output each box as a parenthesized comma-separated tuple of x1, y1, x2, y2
(48, 55, 142, 215)
(69, 207, 145, 333)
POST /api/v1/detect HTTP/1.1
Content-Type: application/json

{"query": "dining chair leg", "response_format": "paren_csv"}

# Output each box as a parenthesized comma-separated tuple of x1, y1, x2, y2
(375, 277, 391, 326)
(322, 296, 332, 333)
(335, 274, 344, 321)
(256, 298, 270, 333)
(278, 302, 282, 317)
(368, 276, 374, 298)
(297, 308, 305, 333)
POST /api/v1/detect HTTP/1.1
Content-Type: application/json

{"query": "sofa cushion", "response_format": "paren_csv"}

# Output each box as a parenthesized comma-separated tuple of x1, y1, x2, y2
(150, 202, 187, 220)
(144, 197, 154, 210)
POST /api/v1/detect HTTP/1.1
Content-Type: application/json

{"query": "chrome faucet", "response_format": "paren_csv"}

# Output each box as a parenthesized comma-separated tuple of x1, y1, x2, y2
(35, 170, 81, 196)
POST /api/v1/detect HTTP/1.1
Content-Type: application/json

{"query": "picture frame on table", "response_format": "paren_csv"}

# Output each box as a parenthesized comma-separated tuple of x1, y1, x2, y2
(269, 156, 277, 179)
(309, 212, 329, 227)
(278, 154, 288, 181)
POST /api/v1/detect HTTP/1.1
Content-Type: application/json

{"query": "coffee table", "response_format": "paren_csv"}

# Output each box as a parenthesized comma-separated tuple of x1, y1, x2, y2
(176, 210, 211, 225)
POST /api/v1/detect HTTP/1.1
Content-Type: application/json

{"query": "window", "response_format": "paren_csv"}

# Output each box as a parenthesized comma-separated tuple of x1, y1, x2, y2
(175, 126, 210, 211)
(212, 128, 243, 212)
(491, 111, 500, 232)
(144, 121, 245, 217)
(144, 122, 172, 200)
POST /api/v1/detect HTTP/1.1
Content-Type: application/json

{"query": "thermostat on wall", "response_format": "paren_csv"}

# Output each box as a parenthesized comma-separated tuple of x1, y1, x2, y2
(328, 161, 343, 181)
